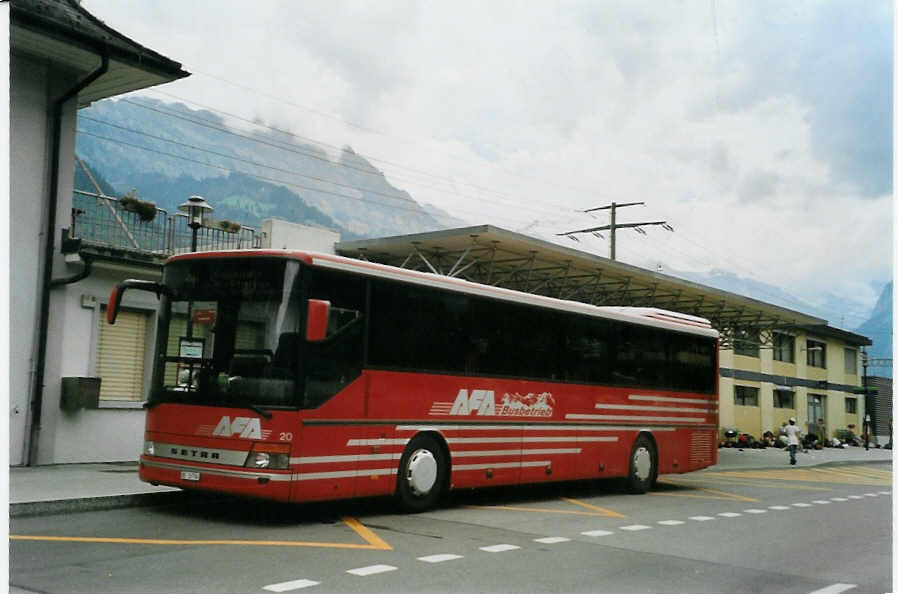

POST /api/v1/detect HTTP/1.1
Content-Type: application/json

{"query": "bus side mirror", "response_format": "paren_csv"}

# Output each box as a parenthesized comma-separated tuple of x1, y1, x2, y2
(306, 299, 331, 342)
(107, 279, 168, 324)
(107, 285, 122, 324)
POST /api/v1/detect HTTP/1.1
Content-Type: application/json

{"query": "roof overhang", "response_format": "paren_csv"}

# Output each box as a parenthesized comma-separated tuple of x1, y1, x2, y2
(11, 0, 190, 107)
(336, 225, 835, 344)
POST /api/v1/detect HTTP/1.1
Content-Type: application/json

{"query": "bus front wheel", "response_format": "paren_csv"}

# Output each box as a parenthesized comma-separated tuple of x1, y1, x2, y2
(396, 434, 447, 512)
(626, 435, 657, 494)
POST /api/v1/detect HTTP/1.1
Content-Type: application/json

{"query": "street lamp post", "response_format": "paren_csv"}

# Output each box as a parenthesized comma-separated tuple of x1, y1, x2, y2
(177, 196, 213, 342)
(178, 195, 213, 253)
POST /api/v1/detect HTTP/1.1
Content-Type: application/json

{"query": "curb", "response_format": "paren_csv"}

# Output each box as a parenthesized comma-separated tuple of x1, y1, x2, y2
(10, 491, 184, 518)
(10, 457, 892, 518)
(702, 457, 893, 474)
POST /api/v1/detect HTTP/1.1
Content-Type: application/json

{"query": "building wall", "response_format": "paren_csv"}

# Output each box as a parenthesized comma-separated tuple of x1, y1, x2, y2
(719, 331, 865, 443)
(9, 53, 80, 465)
(49, 266, 162, 463)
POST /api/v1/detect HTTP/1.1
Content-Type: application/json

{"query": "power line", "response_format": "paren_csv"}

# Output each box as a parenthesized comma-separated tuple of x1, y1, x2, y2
(75, 129, 536, 228)
(112, 97, 570, 221)
(557, 201, 673, 260)
(186, 69, 612, 198)
(144, 89, 563, 211)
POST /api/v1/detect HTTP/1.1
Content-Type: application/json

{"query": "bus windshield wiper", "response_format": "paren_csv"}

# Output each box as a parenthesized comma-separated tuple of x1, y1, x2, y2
(243, 403, 273, 420)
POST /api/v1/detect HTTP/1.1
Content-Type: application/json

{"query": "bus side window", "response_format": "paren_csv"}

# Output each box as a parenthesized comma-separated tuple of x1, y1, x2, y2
(302, 269, 366, 409)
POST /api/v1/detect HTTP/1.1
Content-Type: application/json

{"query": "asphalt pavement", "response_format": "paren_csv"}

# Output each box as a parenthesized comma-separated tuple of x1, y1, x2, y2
(8, 445, 892, 518)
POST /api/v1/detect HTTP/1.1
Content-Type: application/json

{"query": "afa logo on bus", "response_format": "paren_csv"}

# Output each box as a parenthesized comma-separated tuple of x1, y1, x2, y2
(212, 416, 263, 439)
(432, 389, 555, 417)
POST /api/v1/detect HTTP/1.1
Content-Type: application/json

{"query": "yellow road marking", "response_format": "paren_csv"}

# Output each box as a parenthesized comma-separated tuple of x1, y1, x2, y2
(466, 504, 623, 517)
(670, 476, 832, 491)
(560, 497, 627, 518)
(703, 467, 891, 486)
(10, 516, 391, 551)
(654, 480, 758, 502)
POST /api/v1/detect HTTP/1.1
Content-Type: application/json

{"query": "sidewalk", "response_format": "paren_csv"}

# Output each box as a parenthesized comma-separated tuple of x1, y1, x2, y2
(9, 447, 893, 518)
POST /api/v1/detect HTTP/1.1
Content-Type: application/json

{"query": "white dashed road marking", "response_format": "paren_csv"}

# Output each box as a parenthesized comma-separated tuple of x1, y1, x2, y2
(805, 583, 857, 594)
(346, 565, 398, 577)
(582, 529, 614, 537)
(263, 579, 320, 592)
(418, 554, 464, 563)
(257, 487, 885, 592)
(480, 544, 521, 553)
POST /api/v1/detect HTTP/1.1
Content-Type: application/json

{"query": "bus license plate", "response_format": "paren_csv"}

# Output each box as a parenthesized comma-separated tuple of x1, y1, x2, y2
(181, 471, 200, 481)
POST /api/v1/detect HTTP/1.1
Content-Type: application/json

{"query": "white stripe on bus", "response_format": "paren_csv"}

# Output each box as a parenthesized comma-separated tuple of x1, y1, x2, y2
(295, 468, 398, 481)
(452, 448, 581, 457)
(565, 414, 705, 423)
(446, 436, 617, 444)
(595, 403, 712, 413)
(346, 438, 410, 447)
(290, 453, 402, 465)
(454, 461, 549, 471)
(628, 394, 712, 404)
(395, 424, 677, 432)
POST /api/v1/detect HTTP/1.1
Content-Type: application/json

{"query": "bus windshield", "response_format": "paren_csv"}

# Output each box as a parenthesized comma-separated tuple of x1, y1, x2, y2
(151, 258, 302, 409)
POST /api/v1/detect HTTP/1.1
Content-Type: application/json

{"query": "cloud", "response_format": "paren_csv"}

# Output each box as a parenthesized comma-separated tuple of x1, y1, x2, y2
(82, 0, 893, 313)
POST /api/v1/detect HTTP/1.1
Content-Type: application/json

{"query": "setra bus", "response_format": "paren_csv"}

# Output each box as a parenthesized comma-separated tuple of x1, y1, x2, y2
(108, 249, 719, 511)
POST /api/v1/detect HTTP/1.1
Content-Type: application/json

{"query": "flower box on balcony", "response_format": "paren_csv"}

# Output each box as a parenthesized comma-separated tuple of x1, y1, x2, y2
(217, 220, 242, 233)
(118, 194, 157, 222)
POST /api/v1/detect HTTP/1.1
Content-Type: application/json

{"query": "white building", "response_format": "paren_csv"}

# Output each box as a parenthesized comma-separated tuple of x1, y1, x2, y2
(10, 0, 188, 465)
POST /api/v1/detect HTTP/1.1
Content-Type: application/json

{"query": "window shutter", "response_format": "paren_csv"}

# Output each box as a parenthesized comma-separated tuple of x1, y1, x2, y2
(97, 308, 148, 401)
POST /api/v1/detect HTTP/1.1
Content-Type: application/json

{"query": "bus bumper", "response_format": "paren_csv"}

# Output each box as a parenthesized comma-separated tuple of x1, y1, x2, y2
(139, 456, 292, 502)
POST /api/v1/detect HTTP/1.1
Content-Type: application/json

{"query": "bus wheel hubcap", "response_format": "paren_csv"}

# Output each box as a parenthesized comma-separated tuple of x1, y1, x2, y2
(633, 447, 652, 480)
(406, 449, 438, 496)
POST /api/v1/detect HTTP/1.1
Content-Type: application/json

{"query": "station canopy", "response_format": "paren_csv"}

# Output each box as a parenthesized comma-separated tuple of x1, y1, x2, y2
(335, 225, 860, 349)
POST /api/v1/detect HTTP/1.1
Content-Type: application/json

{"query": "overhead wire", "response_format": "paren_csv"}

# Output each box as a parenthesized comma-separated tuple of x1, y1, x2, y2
(144, 88, 569, 212)
(109, 97, 571, 221)
(76, 128, 523, 224)
(187, 68, 612, 198)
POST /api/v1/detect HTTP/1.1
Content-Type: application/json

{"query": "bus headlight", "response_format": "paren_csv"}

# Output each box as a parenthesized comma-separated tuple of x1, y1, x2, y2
(244, 443, 290, 470)
(144, 440, 155, 456)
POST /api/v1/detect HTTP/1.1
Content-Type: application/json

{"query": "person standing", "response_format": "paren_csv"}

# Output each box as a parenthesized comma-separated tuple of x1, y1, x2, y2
(784, 417, 801, 465)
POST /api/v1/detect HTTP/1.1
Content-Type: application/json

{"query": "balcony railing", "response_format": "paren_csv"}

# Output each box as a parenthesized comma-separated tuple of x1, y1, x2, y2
(70, 190, 262, 257)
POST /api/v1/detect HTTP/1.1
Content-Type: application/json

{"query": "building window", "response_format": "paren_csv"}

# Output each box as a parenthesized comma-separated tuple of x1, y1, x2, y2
(845, 397, 857, 414)
(806, 339, 826, 368)
(97, 306, 149, 401)
(734, 385, 759, 406)
(733, 329, 759, 358)
(773, 332, 795, 363)
(773, 389, 794, 409)
(844, 348, 857, 375)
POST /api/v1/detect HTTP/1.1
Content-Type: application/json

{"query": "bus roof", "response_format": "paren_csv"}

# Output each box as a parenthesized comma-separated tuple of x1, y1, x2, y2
(167, 249, 719, 339)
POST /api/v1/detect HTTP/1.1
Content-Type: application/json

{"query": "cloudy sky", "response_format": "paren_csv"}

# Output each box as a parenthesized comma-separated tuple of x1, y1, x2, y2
(84, 0, 892, 325)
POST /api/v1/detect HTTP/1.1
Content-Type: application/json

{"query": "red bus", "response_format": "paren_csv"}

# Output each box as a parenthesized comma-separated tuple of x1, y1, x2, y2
(108, 250, 719, 511)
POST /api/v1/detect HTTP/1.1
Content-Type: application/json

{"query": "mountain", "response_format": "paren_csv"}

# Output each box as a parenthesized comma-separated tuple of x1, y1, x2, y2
(75, 97, 449, 238)
(855, 282, 892, 377)
(667, 267, 873, 328)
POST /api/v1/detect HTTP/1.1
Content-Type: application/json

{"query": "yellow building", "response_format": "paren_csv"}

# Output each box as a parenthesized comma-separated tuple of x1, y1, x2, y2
(719, 327, 869, 443)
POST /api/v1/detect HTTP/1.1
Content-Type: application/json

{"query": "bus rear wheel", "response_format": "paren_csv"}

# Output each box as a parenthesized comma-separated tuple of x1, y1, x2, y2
(396, 434, 447, 512)
(626, 435, 657, 494)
